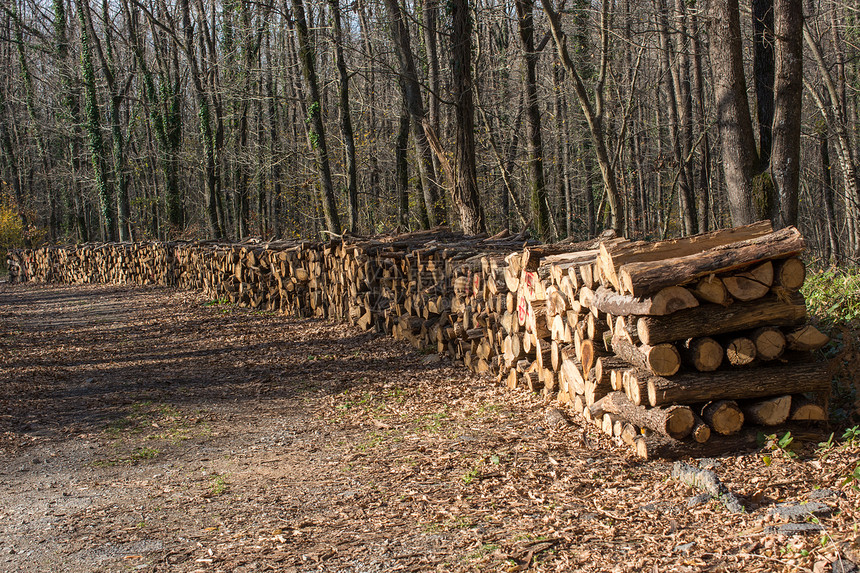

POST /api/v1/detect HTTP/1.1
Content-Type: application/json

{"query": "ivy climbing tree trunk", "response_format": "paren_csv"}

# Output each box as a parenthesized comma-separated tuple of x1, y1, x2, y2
(125, 0, 184, 231)
(11, 6, 56, 240)
(180, 0, 222, 238)
(291, 0, 341, 235)
(79, 0, 134, 241)
(53, 0, 88, 241)
(76, 0, 115, 241)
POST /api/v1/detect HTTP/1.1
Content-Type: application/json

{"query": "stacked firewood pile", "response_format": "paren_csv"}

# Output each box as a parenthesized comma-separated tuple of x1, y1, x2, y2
(6, 221, 832, 459)
(6, 241, 174, 286)
(498, 221, 831, 458)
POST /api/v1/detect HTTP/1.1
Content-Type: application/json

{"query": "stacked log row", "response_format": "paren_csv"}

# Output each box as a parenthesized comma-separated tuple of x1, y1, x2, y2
(492, 232, 618, 402)
(536, 221, 830, 459)
(6, 222, 832, 460)
(6, 242, 174, 286)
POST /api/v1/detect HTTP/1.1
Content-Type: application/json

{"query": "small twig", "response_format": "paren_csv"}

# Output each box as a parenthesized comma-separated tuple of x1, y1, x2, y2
(592, 503, 631, 521)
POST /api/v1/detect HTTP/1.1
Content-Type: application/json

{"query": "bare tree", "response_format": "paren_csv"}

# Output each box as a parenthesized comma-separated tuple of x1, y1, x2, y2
(540, 0, 624, 233)
(769, 0, 802, 228)
(382, 0, 446, 228)
(451, 0, 485, 234)
(291, 0, 341, 234)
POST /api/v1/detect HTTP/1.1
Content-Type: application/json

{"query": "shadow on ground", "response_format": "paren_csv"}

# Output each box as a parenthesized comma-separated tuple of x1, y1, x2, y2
(1, 283, 429, 442)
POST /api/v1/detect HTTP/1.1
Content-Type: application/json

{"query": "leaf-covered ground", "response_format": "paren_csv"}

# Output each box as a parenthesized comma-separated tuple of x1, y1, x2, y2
(0, 283, 858, 572)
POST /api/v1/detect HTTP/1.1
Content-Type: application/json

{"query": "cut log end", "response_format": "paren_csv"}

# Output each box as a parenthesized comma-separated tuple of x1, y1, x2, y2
(726, 337, 756, 366)
(741, 395, 792, 426)
(786, 325, 830, 352)
(701, 400, 745, 435)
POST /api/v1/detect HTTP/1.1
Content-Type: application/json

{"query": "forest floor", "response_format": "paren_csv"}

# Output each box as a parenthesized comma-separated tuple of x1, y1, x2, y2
(0, 283, 858, 573)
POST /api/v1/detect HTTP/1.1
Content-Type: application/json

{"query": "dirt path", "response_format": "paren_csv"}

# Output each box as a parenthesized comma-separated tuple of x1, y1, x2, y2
(0, 283, 857, 572)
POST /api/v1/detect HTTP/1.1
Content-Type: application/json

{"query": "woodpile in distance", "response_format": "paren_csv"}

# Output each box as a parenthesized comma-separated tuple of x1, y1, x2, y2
(6, 221, 832, 459)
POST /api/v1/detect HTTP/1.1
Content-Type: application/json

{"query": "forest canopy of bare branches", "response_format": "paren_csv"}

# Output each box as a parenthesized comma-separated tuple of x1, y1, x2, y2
(0, 0, 855, 259)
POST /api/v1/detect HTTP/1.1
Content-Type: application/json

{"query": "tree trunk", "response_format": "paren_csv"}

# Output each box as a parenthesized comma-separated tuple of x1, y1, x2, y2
(76, 0, 115, 241)
(291, 0, 341, 235)
(690, 7, 711, 232)
(554, 64, 572, 238)
(180, 0, 222, 238)
(818, 126, 839, 260)
(55, 0, 90, 241)
(81, 0, 133, 241)
(540, 0, 624, 233)
(752, 0, 775, 169)
(769, 0, 803, 229)
(804, 23, 860, 256)
(396, 106, 410, 228)
(709, 0, 761, 226)
(0, 83, 31, 247)
(110, 95, 132, 241)
(423, 0, 442, 179)
(382, 0, 445, 227)
(657, 0, 695, 235)
(675, 0, 696, 235)
(451, 0, 485, 234)
(328, 0, 359, 233)
(197, 0, 228, 237)
(12, 6, 56, 240)
(516, 0, 551, 241)
(265, 39, 282, 237)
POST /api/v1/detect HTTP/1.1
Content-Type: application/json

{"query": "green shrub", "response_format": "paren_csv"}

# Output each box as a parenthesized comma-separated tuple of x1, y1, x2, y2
(802, 266, 860, 425)
(803, 266, 860, 325)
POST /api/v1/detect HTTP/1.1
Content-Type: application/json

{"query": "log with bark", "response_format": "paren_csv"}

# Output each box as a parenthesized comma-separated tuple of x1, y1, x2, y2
(598, 391, 694, 439)
(619, 227, 804, 297)
(785, 325, 830, 351)
(690, 414, 712, 443)
(610, 336, 681, 376)
(740, 395, 792, 425)
(788, 395, 828, 421)
(774, 257, 806, 291)
(636, 293, 807, 345)
(681, 337, 723, 372)
(691, 276, 730, 305)
(590, 285, 699, 316)
(725, 336, 757, 366)
(722, 261, 774, 301)
(647, 362, 831, 407)
(599, 221, 774, 291)
(750, 326, 787, 361)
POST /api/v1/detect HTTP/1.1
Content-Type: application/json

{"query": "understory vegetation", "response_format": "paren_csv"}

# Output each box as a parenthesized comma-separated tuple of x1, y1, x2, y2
(803, 266, 860, 426)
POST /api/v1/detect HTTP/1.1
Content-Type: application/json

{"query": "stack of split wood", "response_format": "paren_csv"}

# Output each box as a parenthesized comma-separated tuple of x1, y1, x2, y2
(5, 242, 174, 286)
(6, 221, 832, 459)
(496, 221, 831, 459)
(326, 229, 536, 351)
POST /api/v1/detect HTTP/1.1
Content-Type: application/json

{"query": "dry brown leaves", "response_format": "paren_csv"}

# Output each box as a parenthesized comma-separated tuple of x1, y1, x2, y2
(0, 283, 857, 573)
